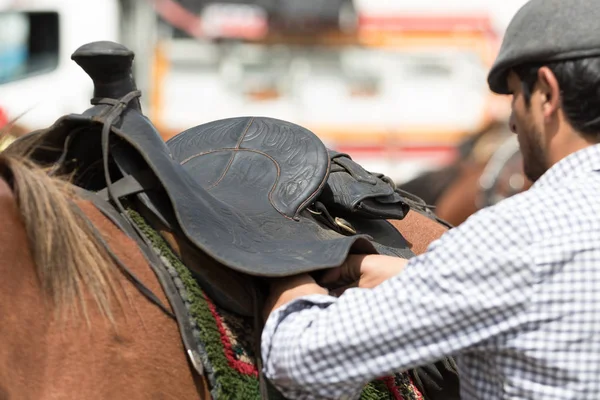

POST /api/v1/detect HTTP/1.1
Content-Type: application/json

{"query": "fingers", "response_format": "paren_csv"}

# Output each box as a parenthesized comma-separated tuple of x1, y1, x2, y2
(360, 255, 409, 277)
(339, 254, 367, 282)
(319, 254, 367, 287)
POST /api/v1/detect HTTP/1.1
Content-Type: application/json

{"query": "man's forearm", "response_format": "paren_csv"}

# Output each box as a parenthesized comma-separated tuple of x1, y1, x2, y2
(262, 293, 366, 400)
(264, 274, 328, 321)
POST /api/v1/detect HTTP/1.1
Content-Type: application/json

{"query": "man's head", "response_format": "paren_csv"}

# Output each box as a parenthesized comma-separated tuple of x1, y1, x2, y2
(504, 58, 600, 182)
(488, 0, 600, 182)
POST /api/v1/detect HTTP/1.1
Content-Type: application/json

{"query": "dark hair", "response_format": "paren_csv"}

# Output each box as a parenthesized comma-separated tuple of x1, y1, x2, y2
(513, 57, 600, 138)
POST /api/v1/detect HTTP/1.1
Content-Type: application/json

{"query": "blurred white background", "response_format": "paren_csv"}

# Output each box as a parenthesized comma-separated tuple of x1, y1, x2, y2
(0, 0, 528, 182)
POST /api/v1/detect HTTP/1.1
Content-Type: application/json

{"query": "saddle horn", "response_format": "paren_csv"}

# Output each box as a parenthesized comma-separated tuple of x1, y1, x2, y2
(71, 41, 141, 111)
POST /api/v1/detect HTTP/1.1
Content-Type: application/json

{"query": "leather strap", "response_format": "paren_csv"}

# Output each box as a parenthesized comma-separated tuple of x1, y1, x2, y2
(75, 188, 205, 378)
(96, 170, 157, 202)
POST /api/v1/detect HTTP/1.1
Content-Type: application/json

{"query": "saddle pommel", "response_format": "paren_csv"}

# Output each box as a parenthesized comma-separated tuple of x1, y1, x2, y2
(71, 41, 141, 111)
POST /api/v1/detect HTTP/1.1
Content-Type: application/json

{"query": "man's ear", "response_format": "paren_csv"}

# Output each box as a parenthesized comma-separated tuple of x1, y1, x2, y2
(537, 67, 561, 119)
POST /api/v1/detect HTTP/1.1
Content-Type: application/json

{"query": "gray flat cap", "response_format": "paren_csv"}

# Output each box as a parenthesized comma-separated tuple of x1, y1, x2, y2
(488, 0, 600, 94)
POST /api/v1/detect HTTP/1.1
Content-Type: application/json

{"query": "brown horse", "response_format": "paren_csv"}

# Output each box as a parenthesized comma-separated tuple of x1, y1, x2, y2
(400, 121, 531, 226)
(434, 135, 531, 225)
(0, 134, 450, 399)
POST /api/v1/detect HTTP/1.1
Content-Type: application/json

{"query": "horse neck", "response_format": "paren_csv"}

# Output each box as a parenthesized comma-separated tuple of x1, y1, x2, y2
(0, 186, 210, 399)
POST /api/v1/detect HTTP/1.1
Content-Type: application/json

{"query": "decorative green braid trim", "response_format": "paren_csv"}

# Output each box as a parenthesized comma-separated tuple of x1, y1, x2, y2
(128, 210, 261, 399)
(361, 380, 394, 400)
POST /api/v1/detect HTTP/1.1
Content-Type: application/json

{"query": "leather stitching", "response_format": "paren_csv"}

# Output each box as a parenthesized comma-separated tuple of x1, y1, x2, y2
(189, 118, 254, 192)
(180, 148, 303, 220)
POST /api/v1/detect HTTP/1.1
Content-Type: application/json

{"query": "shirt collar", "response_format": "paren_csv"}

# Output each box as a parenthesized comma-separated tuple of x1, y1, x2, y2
(534, 144, 600, 188)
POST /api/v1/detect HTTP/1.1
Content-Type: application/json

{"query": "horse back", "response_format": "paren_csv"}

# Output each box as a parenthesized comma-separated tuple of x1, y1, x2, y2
(0, 176, 209, 399)
(388, 210, 449, 255)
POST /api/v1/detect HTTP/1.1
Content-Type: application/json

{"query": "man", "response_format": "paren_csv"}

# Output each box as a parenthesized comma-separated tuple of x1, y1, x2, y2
(261, 0, 600, 398)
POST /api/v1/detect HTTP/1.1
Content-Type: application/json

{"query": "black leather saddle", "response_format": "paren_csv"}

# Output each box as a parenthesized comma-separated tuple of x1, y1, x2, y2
(18, 41, 418, 281)
(166, 116, 416, 275)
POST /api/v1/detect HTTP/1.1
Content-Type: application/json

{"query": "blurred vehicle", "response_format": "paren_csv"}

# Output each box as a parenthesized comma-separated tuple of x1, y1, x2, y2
(0, 0, 524, 186)
(147, 0, 512, 183)
(0, 0, 119, 131)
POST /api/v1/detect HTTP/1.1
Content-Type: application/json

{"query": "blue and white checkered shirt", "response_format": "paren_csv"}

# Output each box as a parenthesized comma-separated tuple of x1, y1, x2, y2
(261, 144, 600, 399)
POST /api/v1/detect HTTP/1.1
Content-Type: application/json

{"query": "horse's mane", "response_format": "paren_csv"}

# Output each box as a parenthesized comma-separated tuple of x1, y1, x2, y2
(0, 129, 117, 323)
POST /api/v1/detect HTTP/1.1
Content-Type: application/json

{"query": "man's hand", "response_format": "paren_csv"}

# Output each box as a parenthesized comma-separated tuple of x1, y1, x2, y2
(263, 255, 409, 321)
(264, 274, 328, 322)
(320, 254, 408, 295)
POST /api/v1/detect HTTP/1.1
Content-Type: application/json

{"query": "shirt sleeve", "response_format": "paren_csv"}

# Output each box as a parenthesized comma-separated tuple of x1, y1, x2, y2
(261, 205, 538, 399)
